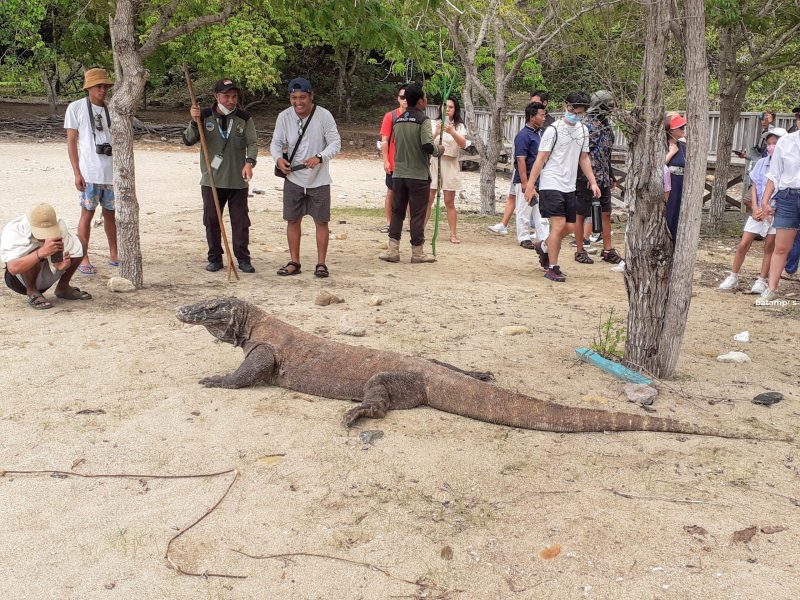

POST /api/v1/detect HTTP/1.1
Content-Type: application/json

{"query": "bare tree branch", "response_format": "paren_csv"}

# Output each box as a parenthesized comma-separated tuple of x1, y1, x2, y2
(140, 1, 241, 59)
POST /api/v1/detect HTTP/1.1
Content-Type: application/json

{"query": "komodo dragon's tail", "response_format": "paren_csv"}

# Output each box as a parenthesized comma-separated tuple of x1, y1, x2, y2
(427, 381, 792, 441)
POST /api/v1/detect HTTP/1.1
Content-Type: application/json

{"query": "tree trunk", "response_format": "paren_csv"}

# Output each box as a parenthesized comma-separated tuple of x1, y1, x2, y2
(108, 1, 147, 288)
(39, 63, 59, 117)
(656, 0, 709, 377)
(623, 0, 673, 375)
(334, 48, 348, 119)
(707, 83, 747, 229)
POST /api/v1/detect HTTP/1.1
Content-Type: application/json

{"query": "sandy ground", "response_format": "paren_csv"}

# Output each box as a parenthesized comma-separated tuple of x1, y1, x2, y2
(1, 140, 799, 600)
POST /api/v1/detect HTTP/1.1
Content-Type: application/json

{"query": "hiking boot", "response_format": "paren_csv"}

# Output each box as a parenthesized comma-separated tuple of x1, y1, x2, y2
(206, 260, 223, 272)
(379, 238, 400, 263)
(754, 288, 777, 305)
(544, 265, 566, 282)
(238, 261, 255, 273)
(533, 240, 550, 270)
(718, 272, 739, 291)
(600, 248, 623, 264)
(411, 244, 436, 263)
(488, 223, 508, 235)
(749, 277, 767, 295)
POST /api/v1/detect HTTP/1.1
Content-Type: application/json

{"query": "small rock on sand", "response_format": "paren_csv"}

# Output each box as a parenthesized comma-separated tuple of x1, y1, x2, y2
(624, 383, 658, 405)
(315, 290, 344, 306)
(368, 295, 383, 306)
(107, 276, 135, 293)
(717, 351, 750, 363)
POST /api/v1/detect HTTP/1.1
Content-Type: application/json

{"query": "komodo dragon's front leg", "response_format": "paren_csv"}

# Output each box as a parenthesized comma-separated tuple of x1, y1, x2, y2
(199, 344, 277, 389)
(342, 372, 428, 428)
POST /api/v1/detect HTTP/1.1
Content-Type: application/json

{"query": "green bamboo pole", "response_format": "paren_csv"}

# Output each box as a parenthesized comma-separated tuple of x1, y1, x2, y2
(431, 77, 455, 256)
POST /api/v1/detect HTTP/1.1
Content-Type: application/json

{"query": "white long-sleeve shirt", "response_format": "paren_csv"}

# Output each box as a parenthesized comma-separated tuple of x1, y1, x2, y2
(766, 131, 800, 190)
(270, 105, 341, 189)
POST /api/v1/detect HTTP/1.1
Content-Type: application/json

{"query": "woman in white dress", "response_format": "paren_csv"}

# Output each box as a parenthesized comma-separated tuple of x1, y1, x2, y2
(426, 97, 470, 243)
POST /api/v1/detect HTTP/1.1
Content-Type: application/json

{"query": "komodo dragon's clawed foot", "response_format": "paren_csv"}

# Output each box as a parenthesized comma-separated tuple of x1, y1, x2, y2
(342, 403, 387, 428)
(199, 375, 227, 387)
(463, 370, 494, 381)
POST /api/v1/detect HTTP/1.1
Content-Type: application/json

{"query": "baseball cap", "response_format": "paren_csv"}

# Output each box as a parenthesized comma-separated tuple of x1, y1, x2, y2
(27, 203, 61, 240)
(765, 127, 788, 139)
(590, 90, 615, 108)
(669, 115, 687, 130)
(288, 77, 313, 93)
(213, 79, 239, 94)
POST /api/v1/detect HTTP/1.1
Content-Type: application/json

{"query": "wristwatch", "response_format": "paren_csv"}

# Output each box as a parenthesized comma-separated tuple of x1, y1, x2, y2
(315, 153, 323, 162)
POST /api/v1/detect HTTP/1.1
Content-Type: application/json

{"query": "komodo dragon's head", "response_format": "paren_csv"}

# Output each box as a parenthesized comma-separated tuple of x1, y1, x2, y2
(176, 297, 250, 346)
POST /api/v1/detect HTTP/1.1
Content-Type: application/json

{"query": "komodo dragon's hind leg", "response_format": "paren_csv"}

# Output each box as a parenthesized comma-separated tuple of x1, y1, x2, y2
(199, 345, 277, 389)
(427, 358, 494, 382)
(342, 372, 428, 428)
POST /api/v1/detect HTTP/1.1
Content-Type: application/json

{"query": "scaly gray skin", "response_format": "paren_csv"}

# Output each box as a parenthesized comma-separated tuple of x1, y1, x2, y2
(176, 297, 791, 441)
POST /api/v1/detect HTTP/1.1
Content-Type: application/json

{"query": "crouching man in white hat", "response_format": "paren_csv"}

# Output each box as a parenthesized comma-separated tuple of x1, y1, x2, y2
(1, 203, 91, 309)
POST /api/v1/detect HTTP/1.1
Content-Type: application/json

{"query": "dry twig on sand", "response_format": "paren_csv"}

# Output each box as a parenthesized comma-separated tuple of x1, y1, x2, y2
(232, 548, 457, 595)
(1, 466, 245, 579)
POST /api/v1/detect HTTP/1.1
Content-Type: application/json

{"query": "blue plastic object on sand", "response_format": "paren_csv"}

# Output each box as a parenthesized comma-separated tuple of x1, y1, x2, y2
(575, 347, 654, 385)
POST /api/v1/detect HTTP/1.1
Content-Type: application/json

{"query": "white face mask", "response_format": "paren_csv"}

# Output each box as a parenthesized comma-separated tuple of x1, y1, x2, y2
(216, 103, 232, 116)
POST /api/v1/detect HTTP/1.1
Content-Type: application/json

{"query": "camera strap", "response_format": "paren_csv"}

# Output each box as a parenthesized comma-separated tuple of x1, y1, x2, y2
(86, 96, 111, 145)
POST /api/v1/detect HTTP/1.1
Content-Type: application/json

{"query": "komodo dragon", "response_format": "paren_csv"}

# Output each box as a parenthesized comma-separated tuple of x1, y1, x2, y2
(176, 297, 790, 441)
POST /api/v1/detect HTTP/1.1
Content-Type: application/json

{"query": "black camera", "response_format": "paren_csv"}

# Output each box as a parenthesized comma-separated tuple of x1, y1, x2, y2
(95, 143, 113, 156)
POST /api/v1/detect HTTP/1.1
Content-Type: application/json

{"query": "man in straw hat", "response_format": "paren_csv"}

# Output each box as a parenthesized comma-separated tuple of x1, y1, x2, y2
(1, 203, 91, 309)
(64, 67, 118, 276)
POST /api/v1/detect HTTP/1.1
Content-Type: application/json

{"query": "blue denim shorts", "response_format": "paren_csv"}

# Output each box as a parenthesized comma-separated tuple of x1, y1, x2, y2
(773, 188, 800, 230)
(80, 183, 115, 211)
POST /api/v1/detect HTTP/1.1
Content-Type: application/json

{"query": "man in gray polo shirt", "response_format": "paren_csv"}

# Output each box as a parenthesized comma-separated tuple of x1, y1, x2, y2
(271, 77, 341, 278)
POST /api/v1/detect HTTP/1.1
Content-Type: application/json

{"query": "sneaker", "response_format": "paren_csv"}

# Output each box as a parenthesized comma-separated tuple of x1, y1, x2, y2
(589, 232, 603, 245)
(519, 239, 535, 249)
(544, 265, 566, 282)
(533, 240, 550, 270)
(749, 277, 767, 295)
(570, 238, 591, 247)
(610, 260, 626, 273)
(754, 288, 777, 305)
(488, 223, 508, 235)
(718, 272, 739, 291)
(238, 261, 255, 274)
(206, 260, 223, 272)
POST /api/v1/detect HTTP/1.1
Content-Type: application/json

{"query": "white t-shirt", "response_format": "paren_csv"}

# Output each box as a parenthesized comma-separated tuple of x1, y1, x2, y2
(1, 215, 83, 275)
(64, 98, 113, 185)
(538, 119, 589, 192)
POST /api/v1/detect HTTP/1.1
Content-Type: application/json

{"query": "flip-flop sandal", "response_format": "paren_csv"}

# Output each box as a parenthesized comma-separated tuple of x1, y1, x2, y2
(277, 261, 301, 276)
(450, 236, 461, 244)
(378, 224, 390, 233)
(77, 264, 96, 275)
(108, 260, 120, 267)
(55, 287, 93, 301)
(27, 293, 53, 310)
(314, 264, 330, 278)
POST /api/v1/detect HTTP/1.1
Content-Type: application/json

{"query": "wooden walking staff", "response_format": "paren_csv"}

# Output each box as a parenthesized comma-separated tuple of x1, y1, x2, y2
(182, 64, 239, 282)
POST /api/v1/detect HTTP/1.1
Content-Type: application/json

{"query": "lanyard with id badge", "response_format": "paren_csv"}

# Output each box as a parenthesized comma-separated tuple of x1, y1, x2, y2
(210, 118, 234, 170)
